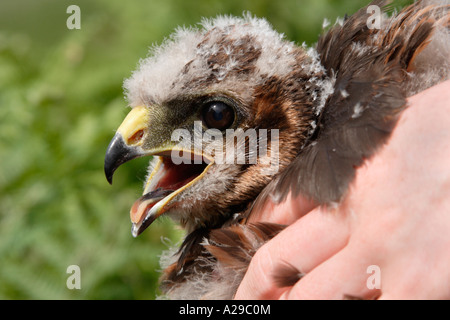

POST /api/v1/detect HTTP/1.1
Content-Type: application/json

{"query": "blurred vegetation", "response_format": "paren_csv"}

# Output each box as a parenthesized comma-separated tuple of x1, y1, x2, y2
(0, 0, 397, 299)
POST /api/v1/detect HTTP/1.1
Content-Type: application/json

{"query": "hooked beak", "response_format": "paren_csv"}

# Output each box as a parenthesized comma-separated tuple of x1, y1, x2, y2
(105, 105, 150, 184)
(104, 133, 144, 185)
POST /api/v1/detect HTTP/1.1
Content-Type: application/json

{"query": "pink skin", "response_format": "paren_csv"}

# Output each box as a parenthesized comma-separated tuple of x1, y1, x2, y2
(235, 80, 450, 300)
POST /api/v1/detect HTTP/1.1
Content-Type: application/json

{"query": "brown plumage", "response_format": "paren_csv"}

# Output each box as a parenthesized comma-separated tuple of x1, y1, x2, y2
(104, 0, 449, 299)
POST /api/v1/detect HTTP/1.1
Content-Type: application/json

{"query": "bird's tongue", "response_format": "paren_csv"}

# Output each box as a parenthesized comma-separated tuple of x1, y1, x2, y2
(130, 158, 208, 230)
(130, 188, 174, 224)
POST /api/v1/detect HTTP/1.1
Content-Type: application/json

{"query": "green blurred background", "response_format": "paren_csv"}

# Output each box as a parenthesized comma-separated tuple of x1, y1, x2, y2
(0, 0, 384, 299)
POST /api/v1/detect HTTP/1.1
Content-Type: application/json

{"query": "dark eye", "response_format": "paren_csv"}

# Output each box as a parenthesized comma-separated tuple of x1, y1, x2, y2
(202, 101, 235, 131)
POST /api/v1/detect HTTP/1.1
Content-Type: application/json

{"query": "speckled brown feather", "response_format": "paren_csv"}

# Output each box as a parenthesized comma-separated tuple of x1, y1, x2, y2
(251, 0, 440, 211)
(160, 222, 285, 299)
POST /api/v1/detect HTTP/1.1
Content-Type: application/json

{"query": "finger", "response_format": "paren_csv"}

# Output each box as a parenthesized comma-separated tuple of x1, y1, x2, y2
(235, 205, 350, 299)
(248, 192, 318, 225)
(377, 294, 399, 300)
(379, 250, 450, 300)
(283, 242, 382, 300)
(378, 266, 450, 300)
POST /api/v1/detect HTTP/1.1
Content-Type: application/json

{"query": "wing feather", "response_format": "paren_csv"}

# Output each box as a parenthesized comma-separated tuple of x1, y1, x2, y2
(251, 0, 438, 212)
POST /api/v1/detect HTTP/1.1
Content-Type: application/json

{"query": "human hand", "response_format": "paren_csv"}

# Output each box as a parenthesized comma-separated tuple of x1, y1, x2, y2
(235, 80, 450, 299)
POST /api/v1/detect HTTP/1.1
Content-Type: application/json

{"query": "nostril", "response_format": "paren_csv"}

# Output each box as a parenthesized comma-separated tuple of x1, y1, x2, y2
(128, 129, 144, 145)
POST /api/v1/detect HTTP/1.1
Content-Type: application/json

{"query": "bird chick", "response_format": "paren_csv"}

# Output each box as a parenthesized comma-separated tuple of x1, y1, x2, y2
(105, 0, 449, 299)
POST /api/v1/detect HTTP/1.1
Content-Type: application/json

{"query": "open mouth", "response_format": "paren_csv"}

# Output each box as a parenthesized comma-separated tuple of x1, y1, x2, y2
(130, 154, 211, 237)
(103, 106, 215, 238)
